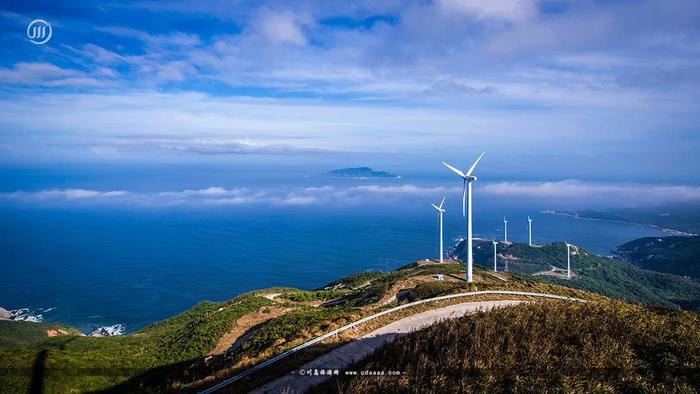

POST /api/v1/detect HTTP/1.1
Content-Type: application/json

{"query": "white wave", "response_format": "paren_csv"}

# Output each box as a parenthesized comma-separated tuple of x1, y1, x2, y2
(89, 323, 125, 337)
(9, 308, 44, 322)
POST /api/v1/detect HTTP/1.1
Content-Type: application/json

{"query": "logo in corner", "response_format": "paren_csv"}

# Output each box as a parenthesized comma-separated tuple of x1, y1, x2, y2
(27, 19, 52, 45)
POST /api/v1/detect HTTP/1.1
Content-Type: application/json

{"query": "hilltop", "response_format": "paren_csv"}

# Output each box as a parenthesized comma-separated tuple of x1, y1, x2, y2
(615, 235, 700, 279)
(314, 301, 700, 393)
(455, 239, 700, 311)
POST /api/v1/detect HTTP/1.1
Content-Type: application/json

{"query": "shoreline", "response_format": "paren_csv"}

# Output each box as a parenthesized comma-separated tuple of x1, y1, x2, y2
(542, 210, 698, 237)
(0, 306, 125, 337)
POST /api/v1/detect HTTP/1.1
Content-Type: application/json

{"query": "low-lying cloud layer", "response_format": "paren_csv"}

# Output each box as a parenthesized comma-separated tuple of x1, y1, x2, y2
(482, 181, 700, 203)
(0, 185, 457, 207)
(2, 181, 699, 208)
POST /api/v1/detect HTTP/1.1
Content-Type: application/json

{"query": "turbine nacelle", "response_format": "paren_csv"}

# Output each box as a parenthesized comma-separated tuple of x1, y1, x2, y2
(431, 204, 445, 213)
(442, 152, 485, 217)
(431, 195, 446, 213)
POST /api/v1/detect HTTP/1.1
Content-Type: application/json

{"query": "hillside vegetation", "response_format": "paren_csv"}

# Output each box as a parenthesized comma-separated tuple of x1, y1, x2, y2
(455, 239, 700, 311)
(0, 262, 597, 393)
(0, 294, 272, 393)
(316, 301, 700, 393)
(615, 236, 700, 279)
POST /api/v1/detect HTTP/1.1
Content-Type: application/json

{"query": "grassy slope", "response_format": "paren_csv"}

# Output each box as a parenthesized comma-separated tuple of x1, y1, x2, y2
(0, 320, 81, 349)
(615, 236, 700, 279)
(315, 301, 700, 393)
(456, 239, 700, 311)
(0, 293, 271, 393)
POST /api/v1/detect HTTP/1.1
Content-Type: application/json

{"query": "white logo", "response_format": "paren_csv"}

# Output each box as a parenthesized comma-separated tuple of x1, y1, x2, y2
(27, 19, 52, 45)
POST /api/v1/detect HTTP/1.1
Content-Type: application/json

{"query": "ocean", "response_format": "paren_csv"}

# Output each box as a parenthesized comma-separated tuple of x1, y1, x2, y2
(0, 164, 668, 333)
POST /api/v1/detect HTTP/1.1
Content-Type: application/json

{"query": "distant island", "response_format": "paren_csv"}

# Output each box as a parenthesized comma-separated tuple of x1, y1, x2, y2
(324, 167, 400, 179)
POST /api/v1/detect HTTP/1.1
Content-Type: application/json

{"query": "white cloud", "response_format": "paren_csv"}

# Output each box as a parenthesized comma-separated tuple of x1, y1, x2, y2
(1, 189, 128, 200)
(0, 184, 456, 207)
(482, 180, 700, 204)
(97, 27, 201, 47)
(2, 181, 699, 208)
(0, 63, 110, 87)
(158, 186, 232, 197)
(255, 8, 309, 46)
(437, 0, 536, 22)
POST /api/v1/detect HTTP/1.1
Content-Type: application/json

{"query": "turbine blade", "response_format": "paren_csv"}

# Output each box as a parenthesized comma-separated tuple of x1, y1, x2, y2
(465, 152, 485, 176)
(431, 203, 440, 211)
(462, 179, 466, 217)
(442, 161, 465, 178)
(439, 195, 446, 209)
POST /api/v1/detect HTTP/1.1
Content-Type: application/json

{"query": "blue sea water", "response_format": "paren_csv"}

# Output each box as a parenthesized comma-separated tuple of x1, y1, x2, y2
(0, 164, 668, 333)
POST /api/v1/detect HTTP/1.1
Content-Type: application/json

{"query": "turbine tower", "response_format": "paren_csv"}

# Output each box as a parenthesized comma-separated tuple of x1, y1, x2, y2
(442, 152, 485, 283)
(503, 216, 508, 243)
(431, 196, 446, 263)
(565, 242, 571, 278)
(492, 240, 498, 272)
(528, 216, 533, 246)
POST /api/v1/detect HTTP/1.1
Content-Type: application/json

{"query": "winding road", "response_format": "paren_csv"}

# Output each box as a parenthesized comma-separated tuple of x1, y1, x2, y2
(199, 290, 584, 394)
(253, 300, 523, 393)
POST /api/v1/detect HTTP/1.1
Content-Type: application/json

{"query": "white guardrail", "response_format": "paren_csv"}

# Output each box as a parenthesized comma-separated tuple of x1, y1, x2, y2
(199, 290, 585, 393)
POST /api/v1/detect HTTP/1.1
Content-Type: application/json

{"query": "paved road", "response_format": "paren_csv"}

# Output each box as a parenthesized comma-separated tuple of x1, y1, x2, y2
(252, 300, 523, 394)
(199, 291, 583, 394)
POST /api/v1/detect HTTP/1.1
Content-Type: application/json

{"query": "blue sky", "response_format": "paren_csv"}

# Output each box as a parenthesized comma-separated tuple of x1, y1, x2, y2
(0, 0, 699, 183)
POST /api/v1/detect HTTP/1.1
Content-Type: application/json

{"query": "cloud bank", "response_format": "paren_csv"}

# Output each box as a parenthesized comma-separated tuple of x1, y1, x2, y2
(482, 180, 700, 205)
(2, 181, 698, 208)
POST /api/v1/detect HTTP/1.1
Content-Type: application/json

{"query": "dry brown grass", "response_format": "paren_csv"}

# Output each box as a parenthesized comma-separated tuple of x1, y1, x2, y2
(208, 305, 291, 355)
(314, 301, 700, 394)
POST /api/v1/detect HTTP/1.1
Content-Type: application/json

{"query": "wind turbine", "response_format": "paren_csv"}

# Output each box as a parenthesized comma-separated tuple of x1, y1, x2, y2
(503, 216, 508, 243)
(431, 196, 446, 263)
(442, 152, 485, 283)
(565, 242, 571, 278)
(492, 240, 498, 272)
(528, 216, 533, 246)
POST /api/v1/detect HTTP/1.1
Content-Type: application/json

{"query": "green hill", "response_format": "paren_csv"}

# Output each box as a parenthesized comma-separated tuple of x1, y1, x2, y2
(0, 294, 272, 393)
(0, 320, 81, 349)
(314, 301, 700, 393)
(454, 239, 700, 311)
(614, 236, 700, 279)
